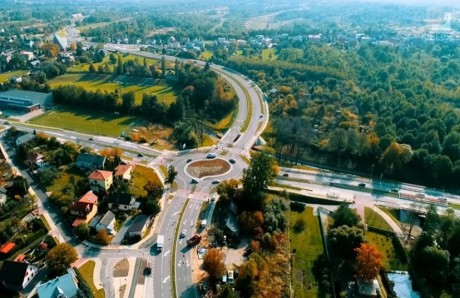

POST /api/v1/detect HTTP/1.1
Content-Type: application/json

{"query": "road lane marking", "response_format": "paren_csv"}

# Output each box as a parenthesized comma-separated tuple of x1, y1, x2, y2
(162, 275, 170, 283)
(163, 249, 170, 257)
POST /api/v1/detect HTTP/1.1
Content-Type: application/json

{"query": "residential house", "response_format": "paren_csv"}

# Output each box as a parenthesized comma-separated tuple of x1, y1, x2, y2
(27, 152, 44, 167)
(19, 51, 34, 61)
(37, 270, 79, 298)
(107, 192, 134, 212)
(88, 170, 113, 193)
(0, 260, 38, 292)
(76, 153, 106, 170)
(15, 133, 35, 146)
(114, 164, 133, 181)
(95, 210, 116, 235)
(126, 214, 150, 238)
(0, 242, 15, 255)
(70, 191, 98, 227)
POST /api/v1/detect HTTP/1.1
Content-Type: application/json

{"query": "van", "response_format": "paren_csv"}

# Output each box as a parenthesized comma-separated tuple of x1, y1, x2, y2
(207, 153, 216, 159)
(227, 270, 234, 284)
(201, 220, 207, 228)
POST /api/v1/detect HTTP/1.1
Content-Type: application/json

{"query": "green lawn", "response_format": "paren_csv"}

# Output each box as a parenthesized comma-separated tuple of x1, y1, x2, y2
(0, 70, 29, 83)
(48, 73, 178, 105)
(76, 260, 106, 298)
(289, 207, 324, 298)
(130, 165, 162, 197)
(29, 106, 142, 137)
(199, 51, 213, 60)
(364, 207, 393, 231)
(262, 48, 277, 60)
(213, 110, 235, 132)
(366, 231, 407, 271)
(448, 202, 460, 210)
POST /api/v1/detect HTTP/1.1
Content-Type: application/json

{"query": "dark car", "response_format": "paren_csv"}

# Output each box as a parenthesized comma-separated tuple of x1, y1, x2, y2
(186, 159, 192, 163)
(191, 178, 199, 184)
(88, 137, 94, 141)
(144, 267, 152, 276)
(358, 183, 366, 188)
(137, 153, 144, 157)
(282, 173, 289, 177)
(229, 158, 236, 164)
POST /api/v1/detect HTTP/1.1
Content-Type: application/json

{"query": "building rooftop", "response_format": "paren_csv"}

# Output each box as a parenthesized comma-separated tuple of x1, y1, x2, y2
(127, 214, 150, 233)
(79, 191, 97, 204)
(98, 210, 116, 228)
(0, 89, 51, 107)
(88, 170, 112, 181)
(37, 272, 78, 298)
(0, 242, 15, 254)
(76, 153, 106, 168)
(114, 164, 133, 177)
(0, 260, 31, 288)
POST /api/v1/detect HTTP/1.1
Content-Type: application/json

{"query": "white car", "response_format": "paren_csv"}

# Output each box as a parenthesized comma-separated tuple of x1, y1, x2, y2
(180, 229, 187, 238)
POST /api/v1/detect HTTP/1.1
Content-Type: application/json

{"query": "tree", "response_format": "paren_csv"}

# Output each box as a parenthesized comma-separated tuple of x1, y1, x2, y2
(47, 243, 78, 274)
(161, 56, 166, 77)
(379, 142, 413, 174)
(331, 203, 360, 228)
(354, 243, 383, 281)
(121, 92, 135, 114)
(417, 246, 450, 286)
(328, 225, 365, 258)
(89, 63, 96, 73)
(242, 152, 279, 196)
(74, 224, 89, 240)
(165, 165, 178, 187)
(293, 218, 306, 233)
(8, 176, 29, 197)
(423, 204, 439, 235)
(95, 229, 111, 245)
(117, 55, 123, 75)
(203, 248, 226, 280)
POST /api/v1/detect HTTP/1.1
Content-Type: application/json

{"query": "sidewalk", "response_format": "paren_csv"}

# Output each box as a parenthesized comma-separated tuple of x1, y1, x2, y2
(372, 206, 403, 235)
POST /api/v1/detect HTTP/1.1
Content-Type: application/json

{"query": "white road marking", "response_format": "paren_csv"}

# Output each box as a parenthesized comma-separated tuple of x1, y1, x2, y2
(163, 249, 170, 257)
(162, 275, 170, 283)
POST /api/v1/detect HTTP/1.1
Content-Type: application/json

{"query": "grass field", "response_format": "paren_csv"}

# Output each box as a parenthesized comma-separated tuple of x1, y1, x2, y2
(213, 110, 236, 132)
(448, 202, 460, 210)
(0, 70, 29, 83)
(289, 207, 323, 298)
(68, 54, 160, 73)
(48, 73, 178, 105)
(262, 48, 277, 60)
(130, 165, 162, 197)
(199, 51, 213, 60)
(29, 106, 141, 137)
(77, 260, 106, 298)
(366, 231, 407, 271)
(364, 207, 393, 231)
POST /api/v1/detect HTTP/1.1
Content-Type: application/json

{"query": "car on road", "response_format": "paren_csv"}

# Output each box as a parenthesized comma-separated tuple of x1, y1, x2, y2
(358, 183, 366, 188)
(282, 173, 289, 177)
(391, 188, 399, 192)
(186, 158, 192, 163)
(210, 196, 216, 202)
(180, 229, 187, 238)
(88, 137, 94, 141)
(137, 153, 144, 157)
(3, 121, 10, 125)
(229, 158, 236, 164)
(227, 270, 234, 284)
(186, 234, 202, 247)
(259, 114, 264, 119)
(144, 267, 152, 276)
(191, 178, 199, 184)
(207, 153, 217, 159)
(212, 179, 221, 184)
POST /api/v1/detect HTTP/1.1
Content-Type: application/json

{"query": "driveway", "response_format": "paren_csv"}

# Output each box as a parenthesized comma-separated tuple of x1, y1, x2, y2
(111, 216, 133, 245)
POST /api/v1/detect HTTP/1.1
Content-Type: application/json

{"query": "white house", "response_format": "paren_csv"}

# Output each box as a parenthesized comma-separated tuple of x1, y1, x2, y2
(95, 210, 116, 235)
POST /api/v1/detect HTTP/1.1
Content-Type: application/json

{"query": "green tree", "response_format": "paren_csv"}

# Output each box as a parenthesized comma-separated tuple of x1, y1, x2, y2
(8, 176, 29, 197)
(331, 203, 360, 228)
(89, 63, 96, 73)
(47, 243, 78, 274)
(74, 224, 89, 240)
(117, 55, 123, 75)
(379, 142, 413, 174)
(424, 204, 439, 235)
(121, 92, 135, 114)
(165, 165, 178, 187)
(242, 152, 279, 196)
(328, 225, 365, 258)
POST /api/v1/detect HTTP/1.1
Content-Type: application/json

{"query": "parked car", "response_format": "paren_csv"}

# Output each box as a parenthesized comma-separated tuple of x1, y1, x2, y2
(229, 158, 236, 164)
(180, 229, 187, 238)
(191, 178, 199, 184)
(207, 153, 217, 159)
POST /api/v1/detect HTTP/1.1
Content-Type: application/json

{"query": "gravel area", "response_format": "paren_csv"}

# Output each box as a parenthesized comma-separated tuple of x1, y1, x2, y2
(186, 159, 230, 178)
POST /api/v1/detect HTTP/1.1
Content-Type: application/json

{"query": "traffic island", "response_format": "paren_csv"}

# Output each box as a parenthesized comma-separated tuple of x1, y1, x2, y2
(186, 158, 231, 178)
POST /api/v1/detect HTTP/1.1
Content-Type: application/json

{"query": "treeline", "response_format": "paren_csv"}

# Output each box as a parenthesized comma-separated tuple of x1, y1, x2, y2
(229, 41, 460, 187)
(53, 63, 236, 126)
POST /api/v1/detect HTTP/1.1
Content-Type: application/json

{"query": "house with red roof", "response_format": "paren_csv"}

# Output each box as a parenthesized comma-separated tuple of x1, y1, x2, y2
(88, 170, 113, 193)
(70, 191, 98, 227)
(0, 242, 15, 255)
(114, 164, 134, 181)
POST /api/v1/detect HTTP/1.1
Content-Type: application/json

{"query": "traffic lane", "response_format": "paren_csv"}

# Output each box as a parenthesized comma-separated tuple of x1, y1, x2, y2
(153, 194, 188, 298)
(176, 200, 201, 297)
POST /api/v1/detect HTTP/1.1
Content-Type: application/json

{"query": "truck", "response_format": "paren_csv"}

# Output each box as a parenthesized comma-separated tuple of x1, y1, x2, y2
(186, 234, 202, 247)
(157, 235, 164, 251)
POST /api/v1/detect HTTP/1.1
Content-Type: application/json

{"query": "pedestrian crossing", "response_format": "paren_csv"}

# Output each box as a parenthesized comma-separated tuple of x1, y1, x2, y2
(175, 189, 189, 198)
(190, 192, 208, 202)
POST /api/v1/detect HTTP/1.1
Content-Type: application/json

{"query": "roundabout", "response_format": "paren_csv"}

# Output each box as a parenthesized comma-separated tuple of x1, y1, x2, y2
(185, 158, 231, 178)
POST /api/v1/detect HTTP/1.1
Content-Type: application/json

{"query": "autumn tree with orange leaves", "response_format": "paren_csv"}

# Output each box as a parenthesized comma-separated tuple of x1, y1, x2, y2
(203, 248, 226, 280)
(354, 243, 383, 281)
